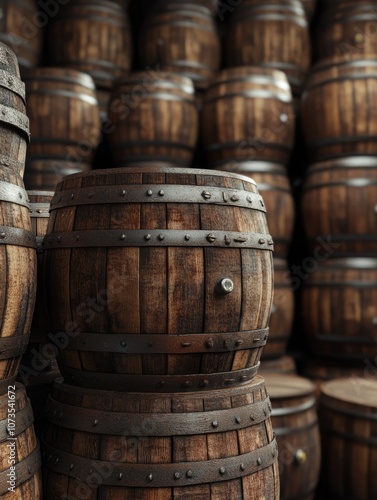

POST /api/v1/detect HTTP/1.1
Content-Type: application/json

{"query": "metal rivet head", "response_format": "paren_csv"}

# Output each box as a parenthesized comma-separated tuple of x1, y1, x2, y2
(0, 232, 5, 239)
(205, 339, 214, 349)
(235, 340, 243, 347)
(120, 190, 126, 196)
(224, 235, 231, 245)
(69, 464, 74, 471)
(216, 278, 234, 295)
(280, 113, 289, 123)
(200, 379, 209, 388)
(57, 236, 61, 243)
(223, 339, 231, 348)
(54, 458, 59, 465)
(207, 233, 216, 243)
(120, 234, 126, 240)
(118, 473, 123, 480)
(145, 234, 151, 241)
(184, 234, 191, 241)
(263, 409, 267, 416)
(231, 195, 239, 202)
(260, 200, 264, 207)
(158, 234, 165, 241)
(202, 190, 212, 200)
(147, 190, 153, 196)
(247, 196, 253, 203)
(148, 474, 153, 482)
(174, 472, 181, 480)
(121, 341, 127, 347)
(88, 193, 93, 198)
(28, 466, 32, 474)
(257, 457, 262, 466)
(182, 381, 192, 388)
(268, 402, 272, 412)
(250, 415, 255, 421)
(240, 463, 246, 471)
(268, 240, 274, 246)
(219, 467, 226, 475)
(295, 449, 307, 464)
(93, 419, 98, 426)
(235, 417, 241, 424)
(156, 381, 165, 388)
(241, 375, 249, 381)
(181, 342, 191, 348)
(259, 238, 266, 245)
(158, 190, 165, 196)
(186, 471, 193, 478)
(7, 77, 12, 86)
(71, 193, 74, 199)
(253, 337, 261, 343)
(212, 420, 219, 428)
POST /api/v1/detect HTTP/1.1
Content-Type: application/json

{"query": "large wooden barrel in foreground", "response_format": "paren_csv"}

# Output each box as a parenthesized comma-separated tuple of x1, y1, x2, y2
(302, 258, 377, 361)
(201, 69, 295, 168)
(42, 376, 279, 499)
(43, 166, 274, 391)
(47, 0, 132, 89)
(225, 0, 311, 100)
(0, 42, 29, 176)
(301, 57, 377, 161)
(24, 68, 101, 190)
(265, 374, 321, 500)
(320, 377, 377, 500)
(139, 3, 221, 90)
(0, 382, 42, 498)
(302, 156, 377, 256)
(0, 166, 36, 394)
(108, 73, 198, 167)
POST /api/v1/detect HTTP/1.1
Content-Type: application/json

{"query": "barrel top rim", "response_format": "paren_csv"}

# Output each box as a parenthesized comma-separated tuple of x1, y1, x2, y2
(52, 374, 266, 400)
(321, 377, 377, 409)
(263, 373, 315, 398)
(58, 166, 258, 187)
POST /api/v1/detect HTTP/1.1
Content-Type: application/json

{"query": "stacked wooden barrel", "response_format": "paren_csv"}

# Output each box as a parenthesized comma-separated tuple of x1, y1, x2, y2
(0, 42, 42, 498)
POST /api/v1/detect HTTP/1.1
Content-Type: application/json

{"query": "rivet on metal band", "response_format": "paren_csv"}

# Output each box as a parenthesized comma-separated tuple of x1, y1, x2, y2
(44, 396, 272, 436)
(57, 329, 269, 354)
(29, 202, 51, 218)
(0, 226, 37, 249)
(0, 69, 26, 102)
(0, 104, 30, 142)
(49, 185, 264, 211)
(42, 230, 273, 250)
(0, 181, 29, 208)
(0, 404, 34, 441)
(59, 364, 261, 392)
(0, 446, 40, 495)
(41, 438, 278, 488)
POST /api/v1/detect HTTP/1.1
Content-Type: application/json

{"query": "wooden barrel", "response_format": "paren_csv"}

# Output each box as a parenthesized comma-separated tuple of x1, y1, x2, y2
(302, 258, 377, 361)
(42, 376, 279, 498)
(302, 357, 371, 400)
(42, 165, 274, 391)
(108, 73, 198, 167)
(260, 355, 297, 375)
(47, 0, 132, 89)
(301, 57, 377, 161)
(225, 0, 311, 99)
(301, 0, 317, 20)
(217, 162, 295, 256)
(302, 156, 377, 256)
(0, 382, 42, 498)
(0, 166, 36, 395)
(320, 377, 377, 500)
(315, 3, 377, 62)
(201, 69, 295, 168)
(139, 3, 221, 90)
(24, 68, 101, 190)
(264, 374, 321, 500)
(262, 258, 295, 359)
(0, 0, 42, 76)
(0, 42, 29, 176)
(18, 191, 59, 388)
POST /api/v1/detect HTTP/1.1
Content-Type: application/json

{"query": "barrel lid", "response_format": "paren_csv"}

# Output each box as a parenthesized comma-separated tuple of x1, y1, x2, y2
(57, 165, 258, 188)
(321, 377, 377, 409)
(264, 374, 315, 399)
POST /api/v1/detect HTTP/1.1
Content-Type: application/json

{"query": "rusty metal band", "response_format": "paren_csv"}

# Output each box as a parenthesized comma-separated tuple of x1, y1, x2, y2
(321, 426, 377, 446)
(0, 181, 29, 208)
(60, 364, 260, 392)
(205, 140, 291, 152)
(25, 74, 95, 91)
(0, 376, 17, 396)
(321, 400, 377, 421)
(271, 398, 316, 417)
(0, 445, 41, 495)
(41, 437, 277, 487)
(303, 178, 377, 190)
(311, 334, 377, 345)
(29, 202, 50, 218)
(0, 154, 24, 172)
(0, 226, 37, 249)
(42, 230, 273, 250)
(54, 328, 269, 355)
(0, 404, 34, 441)
(0, 333, 30, 360)
(45, 396, 272, 436)
(0, 104, 29, 141)
(273, 419, 318, 437)
(50, 185, 264, 211)
(204, 90, 293, 105)
(0, 70, 25, 102)
(26, 89, 98, 105)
